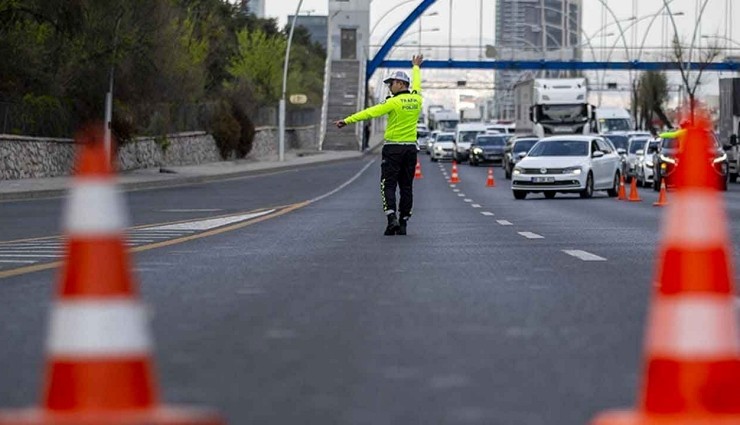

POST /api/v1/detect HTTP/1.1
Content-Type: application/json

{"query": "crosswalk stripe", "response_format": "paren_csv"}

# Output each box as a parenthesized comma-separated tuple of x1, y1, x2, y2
(518, 232, 544, 239)
(563, 250, 607, 261)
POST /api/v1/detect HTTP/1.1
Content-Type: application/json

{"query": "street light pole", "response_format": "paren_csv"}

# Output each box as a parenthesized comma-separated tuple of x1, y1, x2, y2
(279, 0, 304, 162)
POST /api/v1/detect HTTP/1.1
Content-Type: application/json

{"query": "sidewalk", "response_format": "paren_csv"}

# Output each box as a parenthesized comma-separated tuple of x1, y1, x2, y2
(0, 149, 375, 201)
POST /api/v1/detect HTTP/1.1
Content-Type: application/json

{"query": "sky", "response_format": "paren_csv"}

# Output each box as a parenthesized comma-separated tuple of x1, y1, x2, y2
(263, 0, 740, 107)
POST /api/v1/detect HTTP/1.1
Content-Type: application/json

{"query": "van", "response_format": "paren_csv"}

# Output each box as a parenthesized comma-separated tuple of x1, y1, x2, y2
(454, 123, 488, 162)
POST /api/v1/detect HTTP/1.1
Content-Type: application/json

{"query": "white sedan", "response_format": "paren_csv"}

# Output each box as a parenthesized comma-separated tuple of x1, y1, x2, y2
(511, 136, 622, 200)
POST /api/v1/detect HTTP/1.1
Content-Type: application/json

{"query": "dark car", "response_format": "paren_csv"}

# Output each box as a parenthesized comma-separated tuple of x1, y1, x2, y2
(603, 134, 630, 179)
(652, 129, 729, 191)
(503, 136, 539, 179)
(469, 134, 509, 166)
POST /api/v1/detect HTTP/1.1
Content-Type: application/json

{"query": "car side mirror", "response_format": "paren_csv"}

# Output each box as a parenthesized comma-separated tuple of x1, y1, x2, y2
(592, 151, 605, 158)
(517, 152, 527, 159)
(636, 149, 644, 156)
(616, 148, 626, 155)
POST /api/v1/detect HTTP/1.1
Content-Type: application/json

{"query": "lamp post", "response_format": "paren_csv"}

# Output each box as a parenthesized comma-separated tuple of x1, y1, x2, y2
(278, 0, 304, 162)
(369, 0, 417, 47)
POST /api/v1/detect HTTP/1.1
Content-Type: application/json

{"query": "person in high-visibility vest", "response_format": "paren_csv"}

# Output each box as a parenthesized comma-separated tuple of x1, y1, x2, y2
(334, 55, 424, 236)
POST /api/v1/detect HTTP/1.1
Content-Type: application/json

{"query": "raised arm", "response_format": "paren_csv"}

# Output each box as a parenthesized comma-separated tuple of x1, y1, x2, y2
(411, 55, 423, 94)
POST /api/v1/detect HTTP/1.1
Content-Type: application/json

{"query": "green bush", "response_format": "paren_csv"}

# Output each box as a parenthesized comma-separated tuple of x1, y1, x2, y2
(209, 102, 241, 159)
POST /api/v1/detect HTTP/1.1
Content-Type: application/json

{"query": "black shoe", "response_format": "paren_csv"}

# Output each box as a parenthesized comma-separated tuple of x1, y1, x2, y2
(398, 218, 407, 235)
(384, 214, 400, 236)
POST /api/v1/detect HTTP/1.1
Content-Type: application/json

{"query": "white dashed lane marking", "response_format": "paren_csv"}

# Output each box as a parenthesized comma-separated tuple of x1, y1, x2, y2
(453, 189, 460, 192)
(496, 220, 513, 226)
(563, 250, 607, 261)
(464, 199, 473, 203)
(471, 204, 481, 208)
(518, 232, 544, 239)
(458, 194, 466, 197)
(481, 212, 495, 216)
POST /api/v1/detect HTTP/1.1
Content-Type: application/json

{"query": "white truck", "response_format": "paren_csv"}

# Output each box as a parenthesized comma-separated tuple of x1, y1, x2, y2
(593, 107, 633, 134)
(719, 77, 740, 183)
(429, 109, 460, 133)
(513, 78, 594, 138)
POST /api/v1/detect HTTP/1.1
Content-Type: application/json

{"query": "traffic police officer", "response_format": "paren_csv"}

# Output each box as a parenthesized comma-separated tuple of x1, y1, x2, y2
(335, 55, 424, 236)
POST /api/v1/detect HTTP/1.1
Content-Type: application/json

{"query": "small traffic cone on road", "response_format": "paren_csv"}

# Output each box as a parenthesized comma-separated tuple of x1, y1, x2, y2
(590, 111, 740, 425)
(449, 161, 460, 184)
(627, 176, 642, 202)
(414, 159, 423, 179)
(653, 179, 668, 207)
(617, 175, 627, 201)
(486, 168, 496, 187)
(0, 126, 224, 425)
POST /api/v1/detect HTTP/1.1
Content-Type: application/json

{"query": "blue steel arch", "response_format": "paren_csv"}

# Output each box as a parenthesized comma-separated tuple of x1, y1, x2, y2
(366, 0, 438, 80)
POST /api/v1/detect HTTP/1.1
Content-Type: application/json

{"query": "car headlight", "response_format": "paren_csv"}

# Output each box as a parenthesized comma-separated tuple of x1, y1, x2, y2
(473, 148, 483, 155)
(513, 167, 523, 176)
(660, 154, 676, 165)
(563, 166, 582, 175)
(713, 153, 727, 164)
(435, 146, 443, 151)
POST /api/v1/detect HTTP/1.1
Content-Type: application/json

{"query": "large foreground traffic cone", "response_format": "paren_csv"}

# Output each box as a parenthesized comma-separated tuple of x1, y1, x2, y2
(617, 175, 627, 201)
(653, 179, 668, 207)
(449, 161, 460, 184)
(0, 126, 224, 425)
(627, 176, 642, 202)
(414, 159, 423, 179)
(486, 168, 496, 187)
(590, 111, 740, 425)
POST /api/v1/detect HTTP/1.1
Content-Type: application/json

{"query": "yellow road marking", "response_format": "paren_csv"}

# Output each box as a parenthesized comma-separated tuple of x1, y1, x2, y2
(0, 201, 309, 279)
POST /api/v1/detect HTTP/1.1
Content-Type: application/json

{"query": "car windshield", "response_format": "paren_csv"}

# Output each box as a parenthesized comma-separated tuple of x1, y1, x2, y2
(646, 141, 660, 154)
(513, 139, 538, 153)
(599, 118, 631, 132)
(605, 135, 629, 151)
(528, 140, 589, 157)
(458, 131, 482, 143)
(628, 138, 649, 154)
(661, 137, 679, 149)
(417, 130, 428, 138)
(476, 136, 506, 146)
(437, 135, 453, 142)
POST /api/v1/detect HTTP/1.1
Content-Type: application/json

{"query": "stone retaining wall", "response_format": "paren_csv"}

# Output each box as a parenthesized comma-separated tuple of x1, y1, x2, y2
(0, 125, 318, 180)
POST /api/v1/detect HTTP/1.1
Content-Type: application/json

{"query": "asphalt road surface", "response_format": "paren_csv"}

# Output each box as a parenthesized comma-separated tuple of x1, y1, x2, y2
(1, 156, 739, 424)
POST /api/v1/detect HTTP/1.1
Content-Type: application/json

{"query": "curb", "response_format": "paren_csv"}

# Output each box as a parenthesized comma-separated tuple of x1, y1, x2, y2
(0, 151, 374, 202)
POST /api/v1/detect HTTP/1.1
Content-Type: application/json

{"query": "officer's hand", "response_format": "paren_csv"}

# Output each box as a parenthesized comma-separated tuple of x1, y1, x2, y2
(334, 120, 347, 129)
(412, 55, 424, 67)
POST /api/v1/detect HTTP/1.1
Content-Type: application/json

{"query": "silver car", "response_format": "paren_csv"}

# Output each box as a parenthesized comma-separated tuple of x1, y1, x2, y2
(430, 133, 456, 162)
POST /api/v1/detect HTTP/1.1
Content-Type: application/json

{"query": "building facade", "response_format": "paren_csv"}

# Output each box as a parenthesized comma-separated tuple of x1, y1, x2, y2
(328, 0, 371, 62)
(494, 0, 582, 120)
(288, 15, 329, 50)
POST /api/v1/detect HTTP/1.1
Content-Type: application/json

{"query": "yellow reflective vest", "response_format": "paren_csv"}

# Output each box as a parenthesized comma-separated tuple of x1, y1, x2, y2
(344, 65, 422, 143)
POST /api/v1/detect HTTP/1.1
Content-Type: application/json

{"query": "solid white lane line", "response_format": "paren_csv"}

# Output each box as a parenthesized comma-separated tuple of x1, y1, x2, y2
(481, 212, 495, 216)
(563, 250, 607, 261)
(471, 204, 481, 208)
(464, 199, 473, 203)
(146, 210, 276, 231)
(518, 232, 544, 239)
(496, 220, 513, 226)
(0, 260, 37, 264)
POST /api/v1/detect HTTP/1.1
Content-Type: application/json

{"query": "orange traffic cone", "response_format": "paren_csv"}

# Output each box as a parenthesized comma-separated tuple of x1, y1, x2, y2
(628, 176, 642, 202)
(653, 179, 668, 207)
(449, 161, 460, 184)
(617, 175, 627, 201)
(0, 126, 224, 425)
(414, 159, 423, 179)
(486, 168, 495, 187)
(590, 112, 740, 425)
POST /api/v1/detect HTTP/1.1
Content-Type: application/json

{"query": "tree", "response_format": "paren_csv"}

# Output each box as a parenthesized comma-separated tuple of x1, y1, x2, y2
(637, 71, 670, 130)
(670, 34, 722, 121)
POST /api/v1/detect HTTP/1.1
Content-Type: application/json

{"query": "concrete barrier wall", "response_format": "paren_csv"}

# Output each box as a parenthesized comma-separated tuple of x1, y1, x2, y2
(0, 125, 318, 180)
